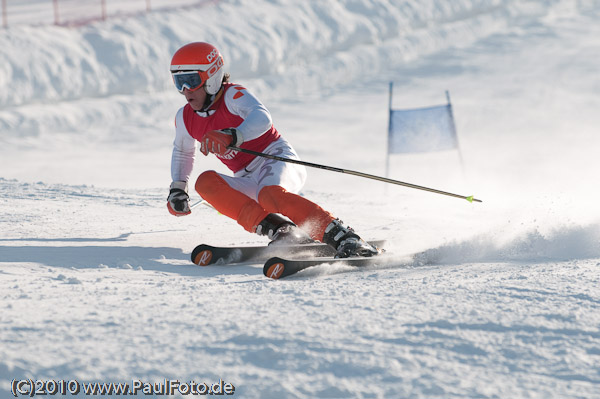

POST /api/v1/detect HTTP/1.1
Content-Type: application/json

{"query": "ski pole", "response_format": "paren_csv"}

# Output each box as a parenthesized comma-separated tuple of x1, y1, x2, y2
(190, 200, 204, 210)
(229, 146, 482, 203)
(190, 199, 215, 210)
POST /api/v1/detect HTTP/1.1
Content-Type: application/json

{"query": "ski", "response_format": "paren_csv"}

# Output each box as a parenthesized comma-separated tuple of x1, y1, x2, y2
(191, 240, 386, 266)
(263, 254, 400, 279)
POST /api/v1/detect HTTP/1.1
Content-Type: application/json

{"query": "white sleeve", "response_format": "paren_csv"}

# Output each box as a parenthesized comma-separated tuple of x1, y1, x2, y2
(225, 85, 273, 141)
(171, 107, 197, 184)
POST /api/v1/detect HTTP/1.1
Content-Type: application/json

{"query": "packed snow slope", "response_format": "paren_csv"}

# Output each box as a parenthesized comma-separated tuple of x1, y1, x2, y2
(1, 0, 600, 398)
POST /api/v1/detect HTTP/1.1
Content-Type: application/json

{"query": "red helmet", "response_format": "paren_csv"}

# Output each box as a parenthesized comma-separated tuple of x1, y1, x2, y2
(170, 42, 225, 95)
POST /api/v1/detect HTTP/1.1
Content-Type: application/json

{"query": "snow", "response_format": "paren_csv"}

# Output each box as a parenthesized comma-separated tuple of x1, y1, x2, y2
(1, 0, 600, 398)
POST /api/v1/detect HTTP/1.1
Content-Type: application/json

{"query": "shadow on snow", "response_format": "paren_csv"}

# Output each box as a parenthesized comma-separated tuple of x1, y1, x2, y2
(0, 244, 264, 277)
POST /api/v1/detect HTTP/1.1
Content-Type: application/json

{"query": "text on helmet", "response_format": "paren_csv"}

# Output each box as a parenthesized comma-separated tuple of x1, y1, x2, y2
(206, 49, 219, 63)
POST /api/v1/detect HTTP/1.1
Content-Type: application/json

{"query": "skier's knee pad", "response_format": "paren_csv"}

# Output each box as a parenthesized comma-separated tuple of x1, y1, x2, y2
(257, 185, 287, 212)
(195, 170, 225, 198)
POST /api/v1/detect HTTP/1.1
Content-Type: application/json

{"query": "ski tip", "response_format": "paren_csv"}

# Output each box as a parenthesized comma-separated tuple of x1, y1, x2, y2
(191, 247, 213, 266)
(264, 261, 285, 279)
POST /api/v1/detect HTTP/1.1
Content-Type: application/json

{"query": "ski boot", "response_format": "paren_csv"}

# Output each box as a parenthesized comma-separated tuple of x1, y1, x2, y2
(322, 219, 380, 258)
(257, 213, 315, 245)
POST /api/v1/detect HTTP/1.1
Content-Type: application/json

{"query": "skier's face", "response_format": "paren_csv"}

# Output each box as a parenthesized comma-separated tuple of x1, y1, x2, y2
(183, 86, 207, 111)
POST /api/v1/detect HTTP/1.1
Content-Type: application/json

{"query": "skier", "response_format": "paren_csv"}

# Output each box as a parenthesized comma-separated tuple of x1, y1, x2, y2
(167, 42, 379, 258)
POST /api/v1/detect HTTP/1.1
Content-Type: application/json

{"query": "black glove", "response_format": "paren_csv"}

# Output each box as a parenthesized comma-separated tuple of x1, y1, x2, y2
(167, 181, 191, 216)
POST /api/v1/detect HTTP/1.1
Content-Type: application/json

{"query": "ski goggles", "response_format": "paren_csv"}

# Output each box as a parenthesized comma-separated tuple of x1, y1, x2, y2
(171, 71, 207, 93)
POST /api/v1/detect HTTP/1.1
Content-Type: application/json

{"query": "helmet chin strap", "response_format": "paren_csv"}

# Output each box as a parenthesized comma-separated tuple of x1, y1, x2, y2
(194, 86, 224, 116)
(201, 89, 213, 110)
